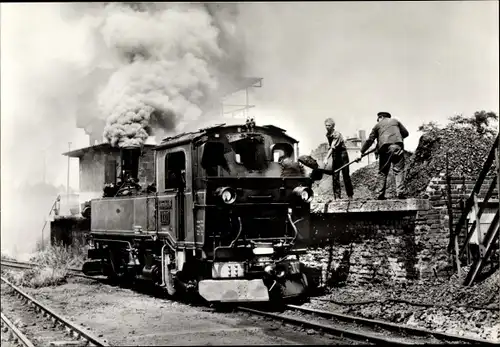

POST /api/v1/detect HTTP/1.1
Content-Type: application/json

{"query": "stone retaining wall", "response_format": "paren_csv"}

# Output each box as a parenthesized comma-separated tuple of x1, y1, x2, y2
(303, 202, 425, 286)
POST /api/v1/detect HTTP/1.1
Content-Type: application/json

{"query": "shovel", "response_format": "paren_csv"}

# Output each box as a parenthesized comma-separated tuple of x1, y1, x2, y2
(299, 148, 376, 179)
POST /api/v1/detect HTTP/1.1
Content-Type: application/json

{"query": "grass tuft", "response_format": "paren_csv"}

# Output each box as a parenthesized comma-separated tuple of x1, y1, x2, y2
(3, 241, 87, 288)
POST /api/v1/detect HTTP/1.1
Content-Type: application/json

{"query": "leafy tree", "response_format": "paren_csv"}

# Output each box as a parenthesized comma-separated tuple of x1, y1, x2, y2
(446, 110, 498, 136)
(417, 121, 440, 134)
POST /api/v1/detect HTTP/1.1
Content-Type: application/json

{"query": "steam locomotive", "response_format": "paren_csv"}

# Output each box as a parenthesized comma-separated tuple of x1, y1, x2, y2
(81, 119, 316, 303)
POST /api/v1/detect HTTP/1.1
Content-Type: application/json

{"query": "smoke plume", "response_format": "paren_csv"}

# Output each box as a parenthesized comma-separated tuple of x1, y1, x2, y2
(57, 2, 246, 148)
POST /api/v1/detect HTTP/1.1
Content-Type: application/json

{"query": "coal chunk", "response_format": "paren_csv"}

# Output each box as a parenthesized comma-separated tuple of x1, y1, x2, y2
(298, 155, 319, 169)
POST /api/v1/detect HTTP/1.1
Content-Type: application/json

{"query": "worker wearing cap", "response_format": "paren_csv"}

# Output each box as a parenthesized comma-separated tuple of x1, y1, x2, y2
(360, 112, 409, 200)
(322, 118, 354, 200)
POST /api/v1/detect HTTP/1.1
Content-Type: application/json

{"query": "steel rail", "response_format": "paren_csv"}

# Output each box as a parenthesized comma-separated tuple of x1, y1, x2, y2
(1, 311, 36, 347)
(285, 304, 498, 345)
(1, 260, 35, 268)
(1, 260, 93, 280)
(1, 276, 110, 347)
(236, 306, 413, 345)
(1, 260, 81, 273)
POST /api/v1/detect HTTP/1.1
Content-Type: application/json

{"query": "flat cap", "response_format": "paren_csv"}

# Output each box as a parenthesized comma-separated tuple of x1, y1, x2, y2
(377, 112, 391, 118)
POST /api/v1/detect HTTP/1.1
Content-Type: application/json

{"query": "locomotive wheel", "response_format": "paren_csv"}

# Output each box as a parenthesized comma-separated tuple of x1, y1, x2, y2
(165, 269, 178, 297)
(107, 249, 134, 285)
(106, 252, 121, 283)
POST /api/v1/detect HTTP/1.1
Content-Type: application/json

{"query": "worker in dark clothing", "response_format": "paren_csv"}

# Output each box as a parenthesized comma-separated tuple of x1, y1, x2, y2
(322, 118, 354, 200)
(360, 112, 409, 200)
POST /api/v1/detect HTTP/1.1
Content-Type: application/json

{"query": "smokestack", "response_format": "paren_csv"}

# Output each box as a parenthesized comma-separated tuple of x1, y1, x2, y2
(84, 119, 105, 146)
(121, 146, 141, 182)
(359, 130, 366, 143)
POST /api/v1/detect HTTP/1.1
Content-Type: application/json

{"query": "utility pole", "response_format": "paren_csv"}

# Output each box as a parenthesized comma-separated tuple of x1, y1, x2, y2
(67, 142, 71, 202)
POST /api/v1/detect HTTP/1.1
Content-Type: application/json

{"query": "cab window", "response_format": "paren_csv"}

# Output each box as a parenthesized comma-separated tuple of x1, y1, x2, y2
(201, 142, 230, 176)
(229, 136, 268, 171)
(272, 143, 294, 162)
(165, 151, 186, 190)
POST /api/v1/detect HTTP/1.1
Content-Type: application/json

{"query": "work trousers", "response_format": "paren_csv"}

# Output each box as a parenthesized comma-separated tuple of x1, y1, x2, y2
(377, 143, 405, 199)
(332, 150, 354, 199)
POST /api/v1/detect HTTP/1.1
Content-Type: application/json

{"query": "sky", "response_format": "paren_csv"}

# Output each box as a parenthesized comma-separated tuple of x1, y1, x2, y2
(0, 1, 498, 190)
(238, 1, 499, 155)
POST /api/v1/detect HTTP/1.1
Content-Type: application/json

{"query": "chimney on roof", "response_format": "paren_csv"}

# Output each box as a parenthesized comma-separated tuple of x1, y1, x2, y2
(359, 130, 366, 142)
(84, 120, 105, 146)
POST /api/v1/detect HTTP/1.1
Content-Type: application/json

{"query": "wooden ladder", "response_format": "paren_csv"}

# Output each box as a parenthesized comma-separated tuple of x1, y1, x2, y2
(449, 134, 499, 285)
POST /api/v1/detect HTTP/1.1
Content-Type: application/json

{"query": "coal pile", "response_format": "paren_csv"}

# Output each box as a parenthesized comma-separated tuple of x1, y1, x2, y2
(307, 267, 500, 341)
(392, 267, 500, 309)
(310, 150, 412, 201)
(404, 127, 496, 197)
(350, 151, 413, 199)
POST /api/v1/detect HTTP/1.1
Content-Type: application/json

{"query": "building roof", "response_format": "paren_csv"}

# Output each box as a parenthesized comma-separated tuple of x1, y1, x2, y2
(62, 143, 156, 158)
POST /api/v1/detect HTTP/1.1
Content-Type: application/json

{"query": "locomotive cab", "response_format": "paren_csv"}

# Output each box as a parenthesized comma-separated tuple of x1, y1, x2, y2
(83, 119, 315, 303)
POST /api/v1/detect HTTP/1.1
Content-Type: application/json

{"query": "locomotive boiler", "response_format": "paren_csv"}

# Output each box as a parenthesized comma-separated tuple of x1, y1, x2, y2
(82, 119, 315, 303)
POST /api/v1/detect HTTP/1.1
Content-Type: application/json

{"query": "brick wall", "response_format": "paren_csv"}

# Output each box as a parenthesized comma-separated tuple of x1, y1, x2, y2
(304, 211, 420, 286)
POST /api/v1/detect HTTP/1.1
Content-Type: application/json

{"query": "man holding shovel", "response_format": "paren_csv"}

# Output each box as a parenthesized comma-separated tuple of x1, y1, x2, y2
(360, 112, 409, 200)
(322, 118, 354, 200)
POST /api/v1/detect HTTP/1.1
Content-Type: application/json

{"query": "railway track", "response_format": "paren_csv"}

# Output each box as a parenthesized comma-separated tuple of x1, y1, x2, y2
(2, 259, 497, 345)
(1, 260, 82, 275)
(1, 276, 109, 347)
(1, 311, 35, 347)
(287, 304, 499, 345)
(1, 260, 99, 283)
(235, 304, 497, 345)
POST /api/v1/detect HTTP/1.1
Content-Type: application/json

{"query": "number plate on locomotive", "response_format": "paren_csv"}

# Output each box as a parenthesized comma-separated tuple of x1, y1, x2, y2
(160, 211, 170, 225)
(212, 262, 245, 278)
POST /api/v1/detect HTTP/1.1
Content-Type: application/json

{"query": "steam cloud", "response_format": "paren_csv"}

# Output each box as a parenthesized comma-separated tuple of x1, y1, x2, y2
(63, 2, 246, 148)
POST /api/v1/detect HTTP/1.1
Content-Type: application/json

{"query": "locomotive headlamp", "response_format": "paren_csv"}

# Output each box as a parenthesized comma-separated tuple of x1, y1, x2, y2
(293, 186, 314, 203)
(276, 268, 286, 279)
(215, 187, 237, 204)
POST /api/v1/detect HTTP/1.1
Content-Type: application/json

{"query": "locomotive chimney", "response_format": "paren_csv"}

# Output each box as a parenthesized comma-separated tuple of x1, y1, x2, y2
(121, 146, 141, 182)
